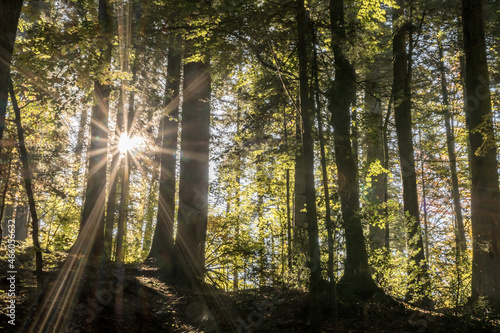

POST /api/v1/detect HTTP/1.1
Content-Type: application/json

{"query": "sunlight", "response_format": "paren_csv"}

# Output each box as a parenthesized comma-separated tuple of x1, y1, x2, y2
(118, 133, 142, 153)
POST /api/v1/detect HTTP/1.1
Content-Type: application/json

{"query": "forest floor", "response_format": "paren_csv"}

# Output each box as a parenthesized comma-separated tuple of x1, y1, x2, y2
(1, 249, 500, 332)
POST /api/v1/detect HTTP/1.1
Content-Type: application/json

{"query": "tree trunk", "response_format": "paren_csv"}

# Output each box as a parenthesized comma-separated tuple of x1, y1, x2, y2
(365, 83, 386, 252)
(438, 44, 467, 255)
(73, 107, 88, 186)
(0, 157, 11, 245)
(461, 0, 500, 311)
(115, 151, 129, 263)
(312, 19, 337, 322)
(115, 42, 133, 264)
(78, 0, 112, 257)
(329, 0, 378, 296)
(297, 1, 322, 331)
(14, 204, 28, 241)
(149, 34, 182, 275)
(282, 106, 293, 271)
(256, 162, 266, 287)
(293, 115, 307, 228)
(171, 36, 211, 286)
(0, 0, 23, 156)
(418, 129, 429, 261)
(103, 88, 124, 260)
(392, 1, 429, 301)
(383, 96, 392, 251)
(2, 202, 14, 240)
(143, 164, 159, 256)
(10, 79, 43, 289)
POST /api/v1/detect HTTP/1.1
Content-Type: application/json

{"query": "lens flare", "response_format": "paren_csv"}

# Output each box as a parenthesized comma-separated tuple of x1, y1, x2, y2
(118, 133, 141, 153)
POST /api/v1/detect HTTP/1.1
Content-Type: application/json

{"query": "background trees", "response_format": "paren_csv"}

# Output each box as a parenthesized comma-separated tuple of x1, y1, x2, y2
(2, 0, 500, 323)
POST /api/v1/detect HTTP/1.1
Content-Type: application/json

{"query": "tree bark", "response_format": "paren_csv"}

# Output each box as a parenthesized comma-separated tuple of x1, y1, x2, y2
(392, 1, 429, 301)
(329, 0, 378, 296)
(10, 79, 43, 289)
(461, 0, 500, 310)
(438, 44, 467, 255)
(149, 33, 183, 274)
(103, 89, 124, 260)
(0, 0, 23, 157)
(115, 151, 129, 263)
(0, 157, 11, 245)
(297, 1, 322, 331)
(171, 35, 211, 285)
(365, 83, 386, 252)
(312, 19, 337, 322)
(78, 0, 112, 257)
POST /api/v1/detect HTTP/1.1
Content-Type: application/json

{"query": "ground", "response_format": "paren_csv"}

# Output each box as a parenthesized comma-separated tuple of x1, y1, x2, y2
(1, 250, 500, 332)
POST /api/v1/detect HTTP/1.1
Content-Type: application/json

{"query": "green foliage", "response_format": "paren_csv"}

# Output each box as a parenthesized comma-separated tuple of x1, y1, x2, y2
(3, 0, 497, 318)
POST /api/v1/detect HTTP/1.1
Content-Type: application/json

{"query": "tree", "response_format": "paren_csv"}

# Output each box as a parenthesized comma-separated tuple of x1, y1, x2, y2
(78, 0, 112, 257)
(461, 0, 500, 311)
(149, 32, 183, 274)
(171, 6, 211, 284)
(392, 0, 429, 301)
(438, 42, 466, 255)
(9, 78, 43, 288)
(296, 0, 322, 330)
(364, 81, 387, 252)
(329, 0, 379, 296)
(0, 0, 24, 157)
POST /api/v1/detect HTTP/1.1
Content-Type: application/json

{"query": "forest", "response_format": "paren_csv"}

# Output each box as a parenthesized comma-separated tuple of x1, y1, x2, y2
(1, 0, 500, 331)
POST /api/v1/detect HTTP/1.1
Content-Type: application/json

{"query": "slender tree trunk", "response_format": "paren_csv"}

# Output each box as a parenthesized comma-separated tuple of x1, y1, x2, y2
(286, 168, 292, 268)
(73, 107, 88, 186)
(143, 164, 159, 256)
(233, 156, 241, 290)
(14, 203, 28, 241)
(143, 111, 163, 257)
(256, 165, 266, 286)
(149, 34, 183, 274)
(115, 152, 129, 263)
(438, 44, 467, 254)
(329, 0, 378, 296)
(2, 203, 14, 240)
(392, 1, 429, 301)
(383, 96, 392, 251)
(297, 1, 322, 331)
(365, 83, 386, 252)
(0, 0, 23, 157)
(115, 66, 132, 263)
(418, 129, 429, 260)
(171, 33, 211, 285)
(312, 20, 337, 322)
(9, 79, 43, 289)
(461, 0, 500, 310)
(282, 105, 293, 270)
(293, 115, 307, 229)
(74, 108, 88, 161)
(78, 0, 112, 258)
(0, 157, 11, 245)
(103, 89, 124, 260)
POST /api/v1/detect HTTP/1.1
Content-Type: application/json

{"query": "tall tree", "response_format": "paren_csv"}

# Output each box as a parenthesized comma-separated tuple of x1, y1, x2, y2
(296, 1, 322, 330)
(392, 0, 429, 301)
(0, 157, 11, 244)
(438, 43, 466, 255)
(9, 79, 43, 288)
(329, 0, 378, 295)
(149, 33, 183, 274)
(364, 82, 387, 252)
(0, 0, 23, 157)
(171, 7, 211, 284)
(78, 0, 112, 257)
(461, 0, 500, 310)
(313, 18, 337, 321)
